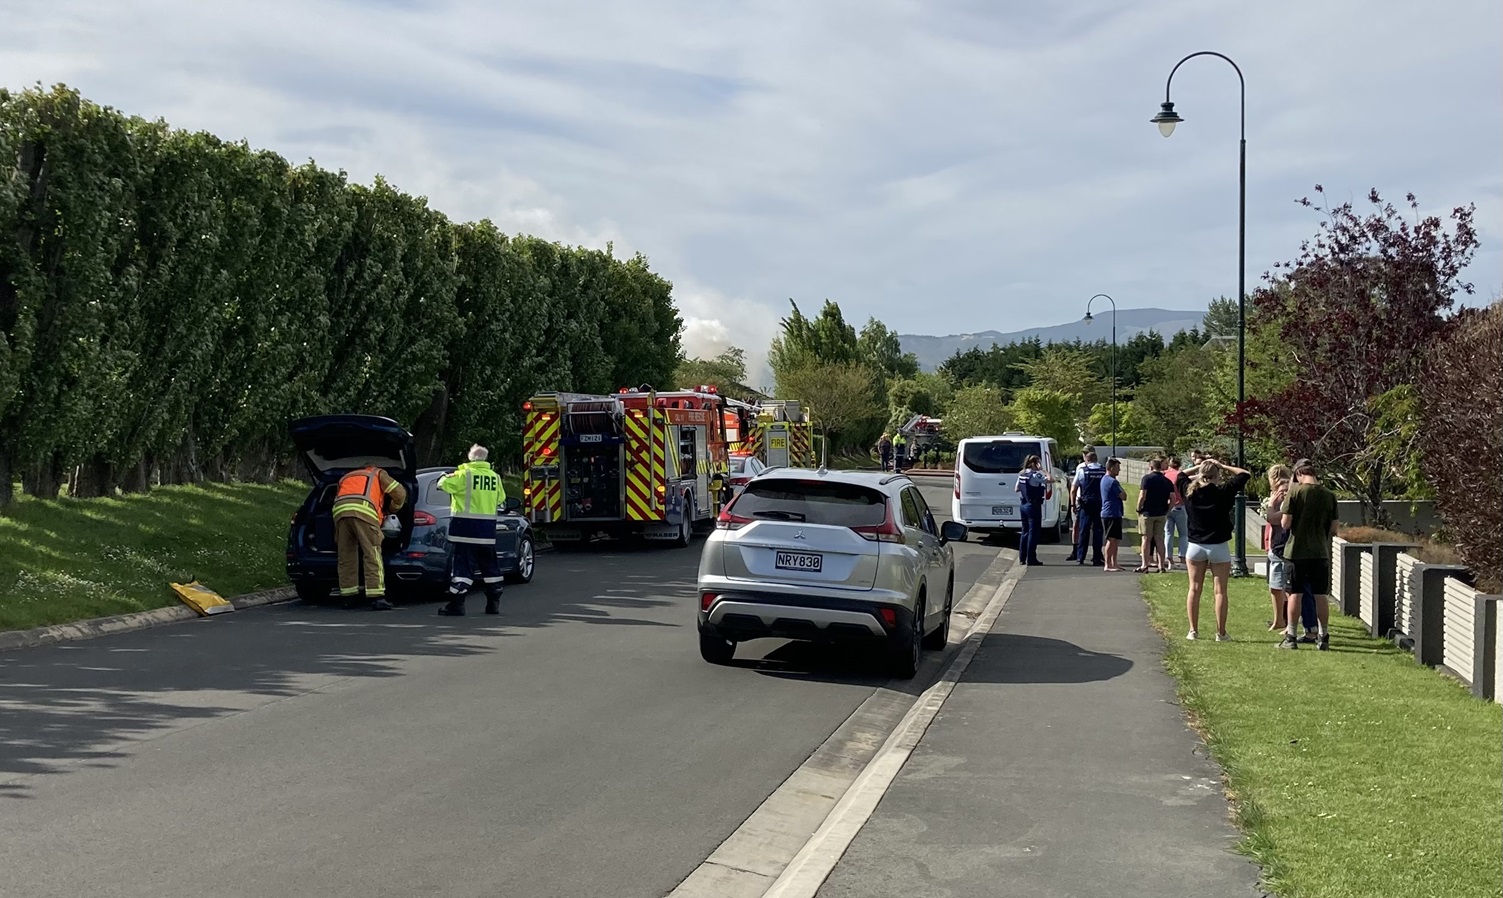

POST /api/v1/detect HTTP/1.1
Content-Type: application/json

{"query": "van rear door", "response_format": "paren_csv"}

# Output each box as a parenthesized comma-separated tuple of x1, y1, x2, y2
(957, 439, 1043, 525)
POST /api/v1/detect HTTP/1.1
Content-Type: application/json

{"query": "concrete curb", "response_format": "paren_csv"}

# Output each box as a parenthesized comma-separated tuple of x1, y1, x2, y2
(0, 585, 298, 653)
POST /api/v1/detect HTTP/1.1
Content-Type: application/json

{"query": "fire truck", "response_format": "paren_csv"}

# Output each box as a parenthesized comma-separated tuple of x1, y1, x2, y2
(734, 399, 818, 469)
(521, 386, 751, 546)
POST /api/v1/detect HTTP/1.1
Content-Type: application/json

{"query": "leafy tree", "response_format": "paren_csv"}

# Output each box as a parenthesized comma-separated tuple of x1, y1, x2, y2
(1418, 302, 1501, 590)
(1240, 187, 1479, 523)
(939, 337, 1043, 391)
(941, 385, 1014, 441)
(777, 361, 884, 453)
(1088, 400, 1151, 449)
(1014, 347, 1107, 420)
(1203, 295, 1239, 337)
(675, 346, 749, 393)
(1010, 388, 1081, 454)
(857, 317, 919, 381)
(598, 249, 682, 392)
(768, 299, 858, 385)
(1132, 346, 1218, 453)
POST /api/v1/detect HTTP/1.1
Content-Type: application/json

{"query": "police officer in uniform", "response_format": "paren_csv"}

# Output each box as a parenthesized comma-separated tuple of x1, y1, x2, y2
(1071, 450, 1107, 566)
(436, 444, 506, 617)
(1014, 454, 1051, 566)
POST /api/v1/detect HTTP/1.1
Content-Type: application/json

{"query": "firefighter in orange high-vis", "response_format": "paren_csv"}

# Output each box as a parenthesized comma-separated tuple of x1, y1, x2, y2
(333, 465, 407, 610)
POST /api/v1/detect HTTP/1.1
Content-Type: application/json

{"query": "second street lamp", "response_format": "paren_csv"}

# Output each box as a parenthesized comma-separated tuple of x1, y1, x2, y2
(1083, 293, 1117, 462)
(1151, 50, 1251, 578)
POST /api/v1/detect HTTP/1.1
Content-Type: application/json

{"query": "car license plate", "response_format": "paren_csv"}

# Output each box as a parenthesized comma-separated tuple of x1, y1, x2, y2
(991, 505, 1015, 516)
(774, 550, 822, 572)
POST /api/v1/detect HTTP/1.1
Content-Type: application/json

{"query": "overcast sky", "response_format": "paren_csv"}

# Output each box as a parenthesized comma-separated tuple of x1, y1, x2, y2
(3, 0, 1499, 387)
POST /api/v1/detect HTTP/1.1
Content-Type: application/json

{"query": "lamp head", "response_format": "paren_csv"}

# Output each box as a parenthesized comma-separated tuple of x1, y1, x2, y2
(1151, 101, 1183, 137)
(1083, 311, 1094, 324)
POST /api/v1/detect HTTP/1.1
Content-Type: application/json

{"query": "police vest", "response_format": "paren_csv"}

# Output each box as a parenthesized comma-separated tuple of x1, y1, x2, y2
(1077, 465, 1106, 509)
(1017, 470, 1049, 505)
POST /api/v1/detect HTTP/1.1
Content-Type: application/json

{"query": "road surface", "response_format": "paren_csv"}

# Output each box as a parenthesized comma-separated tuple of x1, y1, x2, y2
(1, 476, 1005, 898)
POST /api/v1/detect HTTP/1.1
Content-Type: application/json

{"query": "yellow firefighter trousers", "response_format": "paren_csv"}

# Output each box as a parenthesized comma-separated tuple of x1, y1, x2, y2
(335, 515, 385, 597)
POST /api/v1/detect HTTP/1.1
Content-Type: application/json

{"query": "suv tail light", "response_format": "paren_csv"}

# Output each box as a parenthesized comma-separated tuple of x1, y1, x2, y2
(851, 503, 903, 543)
(412, 510, 437, 526)
(700, 591, 720, 611)
(716, 504, 752, 531)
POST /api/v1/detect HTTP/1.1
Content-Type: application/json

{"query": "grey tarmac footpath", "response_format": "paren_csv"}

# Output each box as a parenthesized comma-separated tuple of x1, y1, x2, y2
(812, 548, 1270, 898)
(0, 584, 296, 652)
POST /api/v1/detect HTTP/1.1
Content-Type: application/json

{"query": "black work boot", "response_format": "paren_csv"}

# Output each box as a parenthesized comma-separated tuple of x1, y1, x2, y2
(437, 600, 465, 617)
(371, 597, 394, 611)
(484, 596, 501, 615)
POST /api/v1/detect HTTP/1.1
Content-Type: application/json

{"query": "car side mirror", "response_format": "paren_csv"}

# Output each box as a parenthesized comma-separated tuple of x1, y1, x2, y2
(503, 497, 522, 513)
(939, 521, 968, 545)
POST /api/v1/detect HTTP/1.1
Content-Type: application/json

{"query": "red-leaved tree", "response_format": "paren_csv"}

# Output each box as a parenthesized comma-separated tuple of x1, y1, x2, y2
(1239, 187, 1479, 525)
(1418, 302, 1502, 590)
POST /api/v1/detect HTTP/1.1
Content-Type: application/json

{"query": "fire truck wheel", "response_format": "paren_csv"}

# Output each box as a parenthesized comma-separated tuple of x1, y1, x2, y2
(676, 493, 695, 548)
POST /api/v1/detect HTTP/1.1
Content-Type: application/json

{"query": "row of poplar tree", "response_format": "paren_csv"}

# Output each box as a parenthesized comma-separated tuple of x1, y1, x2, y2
(0, 85, 683, 506)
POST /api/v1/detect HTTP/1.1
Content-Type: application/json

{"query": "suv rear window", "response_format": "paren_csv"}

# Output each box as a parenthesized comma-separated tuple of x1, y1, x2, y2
(733, 480, 887, 527)
(963, 440, 1043, 474)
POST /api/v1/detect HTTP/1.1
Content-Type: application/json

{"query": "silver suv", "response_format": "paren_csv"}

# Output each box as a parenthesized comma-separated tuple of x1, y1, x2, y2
(696, 469, 967, 678)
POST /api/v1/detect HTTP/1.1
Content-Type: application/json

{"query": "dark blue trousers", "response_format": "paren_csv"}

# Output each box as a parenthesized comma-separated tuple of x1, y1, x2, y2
(1018, 502, 1043, 564)
(1074, 507, 1104, 564)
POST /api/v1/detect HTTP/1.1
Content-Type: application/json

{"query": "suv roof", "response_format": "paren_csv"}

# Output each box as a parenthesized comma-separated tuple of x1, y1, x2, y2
(752, 467, 914, 492)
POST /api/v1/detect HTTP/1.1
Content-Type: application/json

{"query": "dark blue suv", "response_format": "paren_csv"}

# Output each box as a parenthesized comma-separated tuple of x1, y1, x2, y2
(285, 415, 535, 604)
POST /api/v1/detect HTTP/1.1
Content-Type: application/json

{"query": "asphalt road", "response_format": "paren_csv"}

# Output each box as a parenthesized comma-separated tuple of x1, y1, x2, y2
(0, 477, 1002, 898)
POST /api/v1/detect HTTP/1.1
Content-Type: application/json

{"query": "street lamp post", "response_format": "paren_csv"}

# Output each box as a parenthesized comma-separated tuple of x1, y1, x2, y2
(1082, 293, 1117, 461)
(1150, 50, 1250, 578)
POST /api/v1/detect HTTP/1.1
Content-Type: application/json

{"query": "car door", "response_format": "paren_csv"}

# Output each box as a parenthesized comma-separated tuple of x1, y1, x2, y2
(900, 487, 943, 627)
(908, 486, 950, 592)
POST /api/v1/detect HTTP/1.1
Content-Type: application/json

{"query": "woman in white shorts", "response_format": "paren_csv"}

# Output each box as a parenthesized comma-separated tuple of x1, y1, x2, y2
(1181, 459, 1252, 641)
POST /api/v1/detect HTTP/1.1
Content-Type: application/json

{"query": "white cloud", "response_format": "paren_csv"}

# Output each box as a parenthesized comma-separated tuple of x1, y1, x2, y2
(0, 0, 1497, 355)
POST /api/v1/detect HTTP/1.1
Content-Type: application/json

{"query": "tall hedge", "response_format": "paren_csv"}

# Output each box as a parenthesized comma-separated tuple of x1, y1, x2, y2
(0, 85, 683, 504)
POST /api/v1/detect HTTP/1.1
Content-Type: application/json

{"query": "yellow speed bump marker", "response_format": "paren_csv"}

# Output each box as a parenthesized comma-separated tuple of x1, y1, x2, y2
(170, 581, 236, 616)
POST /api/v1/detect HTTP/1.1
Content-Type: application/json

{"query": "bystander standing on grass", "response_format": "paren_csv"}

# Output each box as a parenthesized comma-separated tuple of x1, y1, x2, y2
(1278, 458, 1339, 651)
(1182, 458, 1252, 641)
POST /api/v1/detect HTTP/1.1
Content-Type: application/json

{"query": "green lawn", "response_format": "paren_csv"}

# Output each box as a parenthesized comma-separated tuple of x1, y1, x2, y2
(0, 481, 308, 632)
(1142, 574, 1503, 898)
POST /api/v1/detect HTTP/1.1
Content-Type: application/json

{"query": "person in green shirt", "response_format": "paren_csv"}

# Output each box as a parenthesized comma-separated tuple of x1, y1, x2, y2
(1278, 458, 1340, 651)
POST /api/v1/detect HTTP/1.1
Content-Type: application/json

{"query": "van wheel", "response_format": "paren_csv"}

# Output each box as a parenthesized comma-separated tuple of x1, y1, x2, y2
(890, 596, 924, 679)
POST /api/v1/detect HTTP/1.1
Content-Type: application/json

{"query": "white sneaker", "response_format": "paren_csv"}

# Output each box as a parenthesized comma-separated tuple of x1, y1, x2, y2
(1215, 632, 1231, 642)
(1186, 630, 1198, 641)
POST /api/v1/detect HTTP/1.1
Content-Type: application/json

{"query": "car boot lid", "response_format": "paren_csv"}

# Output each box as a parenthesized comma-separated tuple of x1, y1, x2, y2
(290, 414, 417, 480)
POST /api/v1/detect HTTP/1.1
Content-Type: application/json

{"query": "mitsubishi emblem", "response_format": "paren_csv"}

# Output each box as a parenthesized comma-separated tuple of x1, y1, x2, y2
(793, 529, 806, 540)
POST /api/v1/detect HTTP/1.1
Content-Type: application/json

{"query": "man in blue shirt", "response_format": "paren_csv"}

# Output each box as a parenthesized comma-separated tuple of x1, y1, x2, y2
(1070, 451, 1106, 566)
(1100, 458, 1128, 572)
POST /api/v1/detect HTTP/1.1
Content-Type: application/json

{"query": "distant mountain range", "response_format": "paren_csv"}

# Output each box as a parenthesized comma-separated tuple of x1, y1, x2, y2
(899, 307, 1208, 371)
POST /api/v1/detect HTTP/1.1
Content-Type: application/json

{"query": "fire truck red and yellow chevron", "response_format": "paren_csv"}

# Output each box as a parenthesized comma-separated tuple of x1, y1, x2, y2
(736, 420, 816, 467)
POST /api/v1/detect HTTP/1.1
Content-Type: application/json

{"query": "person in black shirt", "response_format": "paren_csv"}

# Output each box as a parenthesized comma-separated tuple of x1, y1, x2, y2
(1136, 457, 1174, 573)
(1181, 458, 1252, 642)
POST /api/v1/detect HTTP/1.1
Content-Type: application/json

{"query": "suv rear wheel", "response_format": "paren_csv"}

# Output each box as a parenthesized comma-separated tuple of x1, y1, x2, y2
(889, 595, 924, 679)
(699, 631, 735, 664)
(923, 578, 953, 649)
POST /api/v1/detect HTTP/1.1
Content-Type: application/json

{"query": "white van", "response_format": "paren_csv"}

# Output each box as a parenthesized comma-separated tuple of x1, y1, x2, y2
(951, 434, 1070, 540)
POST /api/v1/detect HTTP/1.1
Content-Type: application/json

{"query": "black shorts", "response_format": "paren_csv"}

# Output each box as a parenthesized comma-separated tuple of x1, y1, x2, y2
(1103, 517, 1124, 540)
(1287, 558, 1331, 596)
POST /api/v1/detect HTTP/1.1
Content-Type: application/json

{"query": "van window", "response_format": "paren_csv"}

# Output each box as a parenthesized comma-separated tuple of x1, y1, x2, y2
(962, 440, 1043, 475)
(733, 479, 887, 527)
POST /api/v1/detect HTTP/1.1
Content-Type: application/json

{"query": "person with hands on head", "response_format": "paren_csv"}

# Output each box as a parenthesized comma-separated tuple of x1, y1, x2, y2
(1181, 457, 1253, 642)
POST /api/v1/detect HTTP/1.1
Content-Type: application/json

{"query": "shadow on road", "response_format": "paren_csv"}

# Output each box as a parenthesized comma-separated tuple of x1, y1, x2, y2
(963, 633, 1134, 684)
(0, 541, 696, 796)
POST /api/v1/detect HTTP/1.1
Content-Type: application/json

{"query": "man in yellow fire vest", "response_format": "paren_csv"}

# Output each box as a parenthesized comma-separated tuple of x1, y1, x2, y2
(436, 444, 506, 616)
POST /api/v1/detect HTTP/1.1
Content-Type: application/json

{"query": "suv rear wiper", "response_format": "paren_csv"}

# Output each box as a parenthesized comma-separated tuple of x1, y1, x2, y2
(752, 510, 806, 521)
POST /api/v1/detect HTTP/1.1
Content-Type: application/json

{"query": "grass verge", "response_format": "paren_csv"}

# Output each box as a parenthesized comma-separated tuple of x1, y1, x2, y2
(1141, 574, 1503, 897)
(0, 481, 307, 632)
